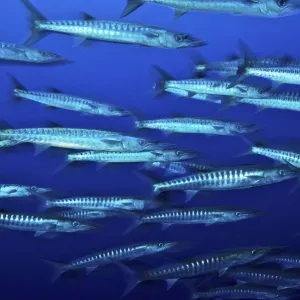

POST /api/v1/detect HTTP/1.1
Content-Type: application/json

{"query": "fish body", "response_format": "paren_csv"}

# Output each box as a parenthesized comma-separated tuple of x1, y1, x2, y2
(139, 206, 261, 226)
(192, 284, 288, 299)
(249, 145, 300, 168)
(0, 212, 94, 236)
(121, 0, 300, 18)
(226, 266, 300, 290)
(67, 149, 198, 164)
(135, 118, 259, 135)
(261, 253, 300, 268)
(43, 197, 161, 211)
(14, 89, 132, 117)
(153, 165, 299, 194)
(0, 127, 167, 152)
(0, 184, 51, 198)
(57, 210, 124, 220)
(238, 92, 300, 112)
(0, 42, 66, 63)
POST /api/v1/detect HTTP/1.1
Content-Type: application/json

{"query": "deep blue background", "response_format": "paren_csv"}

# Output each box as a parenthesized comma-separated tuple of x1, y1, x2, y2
(1, 0, 300, 299)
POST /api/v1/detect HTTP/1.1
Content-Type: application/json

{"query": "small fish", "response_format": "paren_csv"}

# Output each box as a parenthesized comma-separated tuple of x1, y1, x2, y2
(40, 196, 162, 212)
(56, 209, 126, 221)
(129, 206, 262, 231)
(141, 161, 214, 176)
(154, 66, 267, 99)
(0, 125, 170, 153)
(21, 0, 206, 48)
(0, 211, 96, 237)
(226, 266, 300, 290)
(152, 165, 299, 200)
(67, 149, 199, 166)
(0, 184, 51, 198)
(233, 92, 300, 113)
(45, 241, 178, 282)
(192, 284, 289, 299)
(120, 0, 300, 18)
(0, 42, 67, 64)
(10, 75, 132, 117)
(121, 247, 273, 296)
(244, 143, 300, 168)
(135, 117, 260, 136)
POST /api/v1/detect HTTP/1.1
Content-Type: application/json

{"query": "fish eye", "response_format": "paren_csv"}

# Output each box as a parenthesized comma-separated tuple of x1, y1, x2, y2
(279, 170, 286, 175)
(109, 107, 116, 112)
(31, 186, 37, 191)
(158, 243, 164, 247)
(235, 212, 241, 217)
(176, 151, 183, 156)
(72, 221, 80, 227)
(175, 34, 185, 42)
(139, 139, 146, 146)
(236, 125, 242, 130)
(251, 250, 257, 255)
(279, 0, 287, 6)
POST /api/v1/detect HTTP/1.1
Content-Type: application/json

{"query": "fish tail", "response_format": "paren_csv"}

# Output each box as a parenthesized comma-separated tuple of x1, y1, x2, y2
(41, 259, 68, 283)
(152, 65, 174, 98)
(123, 212, 142, 235)
(20, 0, 48, 46)
(117, 263, 141, 297)
(7, 73, 27, 100)
(237, 136, 255, 157)
(120, 0, 145, 18)
(134, 120, 144, 129)
(36, 195, 52, 212)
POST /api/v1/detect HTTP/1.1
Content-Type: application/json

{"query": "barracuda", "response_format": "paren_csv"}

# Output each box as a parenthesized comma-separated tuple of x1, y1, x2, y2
(40, 196, 162, 212)
(57, 210, 125, 221)
(121, 247, 273, 296)
(152, 165, 299, 200)
(21, 0, 206, 48)
(120, 0, 300, 18)
(11, 75, 132, 117)
(259, 253, 300, 268)
(0, 184, 51, 198)
(0, 211, 95, 237)
(0, 42, 66, 64)
(192, 285, 288, 299)
(226, 266, 300, 290)
(135, 117, 260, 135)
(46, 241, 178, 282)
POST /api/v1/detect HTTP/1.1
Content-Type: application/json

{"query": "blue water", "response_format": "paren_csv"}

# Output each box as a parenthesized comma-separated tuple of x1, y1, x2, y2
(1, 0, 300, 299)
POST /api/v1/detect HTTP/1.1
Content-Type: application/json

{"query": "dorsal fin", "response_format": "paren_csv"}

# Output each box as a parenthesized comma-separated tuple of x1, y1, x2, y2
(81, 12, 96, 21)
(49, 88, 63, 94)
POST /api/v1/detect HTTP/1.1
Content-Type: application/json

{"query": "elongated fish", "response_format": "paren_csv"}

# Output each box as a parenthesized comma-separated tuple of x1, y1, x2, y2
(11, 75, 132, 117)
(46, 241, 178, 282)
(130, 206, 262, 231)
(0, 211, 96, 237)
(0, 42, 66, 64)
(21, 0, 206, 48)
(120, 0, 300, 18)
(135, 118, 260, 136)
(40, 196, 162, 212)
(259, 253, 300, 268)
(154, 66, 267, 99)
(141, 161, 214, 175)
(226, 266, 300, 290)
(245, 143, 300, 168)
(0, 184, 51, 198)
(234, 92, 300, 113)
(152, 165, 299, 200)
(121, 247, 273, 296)
(67, 149, 199, 165)
(192, 284, 288, 299)
(0, 126, 169, 153)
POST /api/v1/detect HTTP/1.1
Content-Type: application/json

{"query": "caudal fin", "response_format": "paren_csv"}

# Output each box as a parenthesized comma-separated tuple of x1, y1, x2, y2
(152, 65, 175, 98)
(120, 0, 144, 18)
(36, 195, 52, 212)
(41, 259, 68, 283)
(20, 0, 48, 46)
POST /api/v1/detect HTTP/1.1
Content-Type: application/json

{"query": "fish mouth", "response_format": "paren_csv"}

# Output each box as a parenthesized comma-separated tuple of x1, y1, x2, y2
(240, 123, 263, 133)
(187, 40, 208, 48)
(152, 141, 176, 150)
(184, 150, 203, 158)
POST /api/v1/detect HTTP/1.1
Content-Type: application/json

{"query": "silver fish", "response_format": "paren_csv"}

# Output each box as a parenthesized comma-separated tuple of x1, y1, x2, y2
(154, 66, 266, 99)
(41, 196, 162, 212)
(135, 118, 260, 136)
(67, 149, 199, 165)
(226, 266, 300, 290)
(0, 42, 66, 64)
(192, 284, 288, 299)
(153, 165, 299, 200)
(122, 247, 273, 296)
(0, 126, 168, 153)
(0, 184, 51, 198)
(0, 211, 96, 237)
(46, 241, 178, 282)
(235, 92, 300, 112)
(11, 75, 132, 117)
(120, 0, 300, 18)
(21, 0, 206, 48)
(259, 253, 300, 268)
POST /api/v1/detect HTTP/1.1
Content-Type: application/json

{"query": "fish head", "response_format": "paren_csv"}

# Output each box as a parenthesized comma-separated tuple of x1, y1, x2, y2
(123, 137, 172, 152)
(160, 31, 207, 49)
(30, 50, 68, 63)
(230, 247, 273, 265)
(28, 185, 52, 194)
(102, 105, 132, 117)
(264, 166, 299, 183)
(227, 122, 261, 134)
(0, 184, 22, 197)
(147, 242, 178, 253)
(57, 219, 97, 232)
(162, 149, 200, 161)
(224, 209, 263, 221)
(259, 0, 300, 16)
